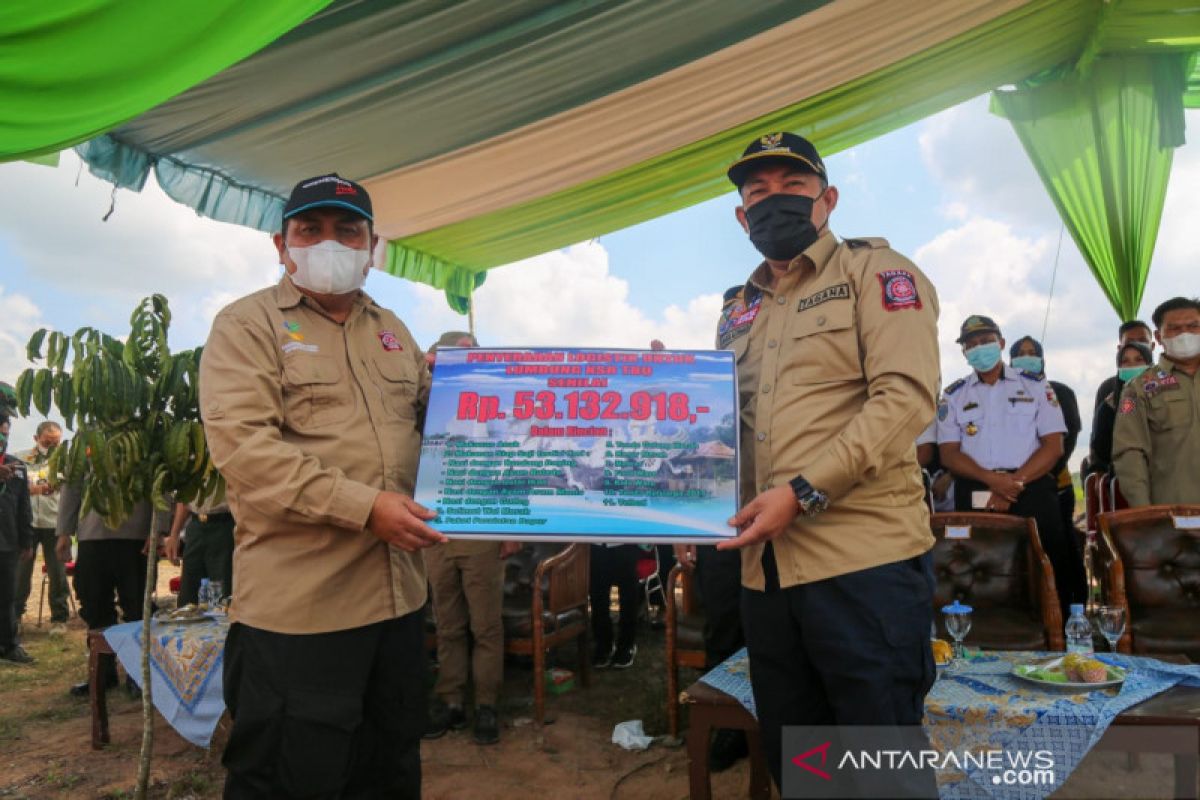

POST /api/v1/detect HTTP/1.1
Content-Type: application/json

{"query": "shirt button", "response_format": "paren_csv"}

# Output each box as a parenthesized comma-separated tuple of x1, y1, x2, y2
(817, 315, 826, 326)
(767, 339, 778, 348)
(762, 384, 771, 393)
(756, 432, 766, 441)
(776, 296, 787, 305)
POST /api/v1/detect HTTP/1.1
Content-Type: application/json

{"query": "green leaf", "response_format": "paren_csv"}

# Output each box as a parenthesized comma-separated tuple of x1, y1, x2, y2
(32, 368, 53, 415)
(26, 328, 48, 362)
(15, 368, 34, 416)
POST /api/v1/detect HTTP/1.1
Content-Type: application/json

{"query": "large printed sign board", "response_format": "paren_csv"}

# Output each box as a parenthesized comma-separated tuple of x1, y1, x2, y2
(414, 348, 739, 542)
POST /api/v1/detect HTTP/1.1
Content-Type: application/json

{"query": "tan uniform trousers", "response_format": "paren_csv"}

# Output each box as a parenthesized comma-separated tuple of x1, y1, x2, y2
(426, 541, 504, 707)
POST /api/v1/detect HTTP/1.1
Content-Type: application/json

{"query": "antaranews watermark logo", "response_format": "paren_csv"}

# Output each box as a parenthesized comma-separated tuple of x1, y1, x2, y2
(782, 726, 1057, 799)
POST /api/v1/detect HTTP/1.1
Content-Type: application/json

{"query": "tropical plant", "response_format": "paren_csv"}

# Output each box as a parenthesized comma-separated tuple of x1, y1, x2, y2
(15, 294, 220, 800)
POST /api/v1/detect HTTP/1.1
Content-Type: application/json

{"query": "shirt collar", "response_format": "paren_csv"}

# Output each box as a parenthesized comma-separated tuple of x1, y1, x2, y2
(746, 229, 839, 292)
(967, 365, 1014, 386)
(273, 274, 378, 316)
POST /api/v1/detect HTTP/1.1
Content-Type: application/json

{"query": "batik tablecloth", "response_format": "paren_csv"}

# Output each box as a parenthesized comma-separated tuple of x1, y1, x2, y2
(104, 616, 229, 747)
(698, 647, 1200, 800)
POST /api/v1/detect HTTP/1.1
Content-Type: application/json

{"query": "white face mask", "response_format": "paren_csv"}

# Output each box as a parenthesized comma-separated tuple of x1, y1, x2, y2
(287, 240, 370, 295)
(1163, 331, 1200, 360)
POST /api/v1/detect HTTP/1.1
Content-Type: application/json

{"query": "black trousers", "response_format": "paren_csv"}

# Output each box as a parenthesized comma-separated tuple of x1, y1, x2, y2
(0, 550, 18, 651)
(695, 545, 744, 668)
(179, 514, 235, 606)
(588, 544, 641, 653)
(954, 474, 1085, 620)
(222, 610, 427, 800)
(743, 551, 937, 795)
(74, 539, 147, 630)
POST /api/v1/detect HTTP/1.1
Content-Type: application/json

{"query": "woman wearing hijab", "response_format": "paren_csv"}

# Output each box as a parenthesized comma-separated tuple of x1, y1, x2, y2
(1010, 336, 1081, 535)
(1088, 341, 1155, 476)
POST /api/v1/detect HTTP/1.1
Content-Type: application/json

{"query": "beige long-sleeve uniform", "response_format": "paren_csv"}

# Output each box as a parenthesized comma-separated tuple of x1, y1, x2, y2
(717, 231, 940, 590)
(199, 276, 430, 634)
(1112, 357, 1200, 506)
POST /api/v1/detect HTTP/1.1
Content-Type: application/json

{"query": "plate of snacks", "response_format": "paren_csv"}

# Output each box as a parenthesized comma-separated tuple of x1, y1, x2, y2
(153, 603, 211, 624)
(1012, 653, 1125, 690)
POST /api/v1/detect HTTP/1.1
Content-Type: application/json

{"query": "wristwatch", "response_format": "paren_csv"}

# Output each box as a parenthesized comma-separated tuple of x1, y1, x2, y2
(789, 475, 829, 517)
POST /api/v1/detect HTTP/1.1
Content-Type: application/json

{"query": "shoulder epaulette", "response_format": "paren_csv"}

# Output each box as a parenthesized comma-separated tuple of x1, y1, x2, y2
(844, 236, 890, 250)
(722, 285, 744, 305)
(945, 377, 966, 396)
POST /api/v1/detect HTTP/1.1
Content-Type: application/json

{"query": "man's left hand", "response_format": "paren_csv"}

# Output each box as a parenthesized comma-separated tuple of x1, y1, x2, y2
(716, 486, 799, 551)
(18, 547, 32, 562)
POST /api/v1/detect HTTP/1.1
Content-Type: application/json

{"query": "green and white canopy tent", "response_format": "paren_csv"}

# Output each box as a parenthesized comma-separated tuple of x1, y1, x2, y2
(3, 0, 1198, 318)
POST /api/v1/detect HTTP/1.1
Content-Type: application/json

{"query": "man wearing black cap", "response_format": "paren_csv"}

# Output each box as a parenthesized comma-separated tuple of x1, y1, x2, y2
(200, 174, 446, 798)
(717, 133, 941, 795)
(936, 315, 1083, 620)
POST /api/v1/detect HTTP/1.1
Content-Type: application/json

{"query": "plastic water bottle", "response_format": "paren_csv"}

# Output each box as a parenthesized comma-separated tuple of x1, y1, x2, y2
(198, 578, 211, 608)
(1065, 603, 1093, 654)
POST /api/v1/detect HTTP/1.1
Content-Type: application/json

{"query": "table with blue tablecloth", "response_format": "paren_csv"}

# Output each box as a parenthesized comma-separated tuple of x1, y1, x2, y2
(101, 616, 229, 748)
(688, 647, 1200, 800)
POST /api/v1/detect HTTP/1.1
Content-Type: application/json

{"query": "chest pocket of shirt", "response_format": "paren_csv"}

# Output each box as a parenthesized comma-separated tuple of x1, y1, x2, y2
(786, 300, 862, 383)
(373, 355, 418, 421)
(1005, 396, 1037, 418)
(1148, 391, 1191, 432)
(282, 354, 347, 429)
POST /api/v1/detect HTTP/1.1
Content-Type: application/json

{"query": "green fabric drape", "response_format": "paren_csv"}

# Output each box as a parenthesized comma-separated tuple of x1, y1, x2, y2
(0, 1, 332, 161)
(382, 0, 1094, 294)
(991, 54, 1188, 320)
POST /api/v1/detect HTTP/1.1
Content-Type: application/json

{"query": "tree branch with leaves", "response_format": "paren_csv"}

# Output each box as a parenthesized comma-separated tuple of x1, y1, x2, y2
(16, 294, 221, 800)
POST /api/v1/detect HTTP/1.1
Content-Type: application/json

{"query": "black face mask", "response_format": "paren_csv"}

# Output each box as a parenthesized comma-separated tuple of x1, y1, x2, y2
(744, 191, 824, 261)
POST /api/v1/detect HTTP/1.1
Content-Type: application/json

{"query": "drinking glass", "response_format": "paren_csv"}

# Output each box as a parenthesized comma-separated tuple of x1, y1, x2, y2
(1097, 605, 1127, 652)
(942, 601, 973, 661)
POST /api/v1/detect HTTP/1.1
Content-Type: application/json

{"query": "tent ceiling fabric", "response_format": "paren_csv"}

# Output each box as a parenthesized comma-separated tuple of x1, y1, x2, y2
(0, 1, 334, 161)
(71, 0, 830, 218)
(9, 0, 1193, 312)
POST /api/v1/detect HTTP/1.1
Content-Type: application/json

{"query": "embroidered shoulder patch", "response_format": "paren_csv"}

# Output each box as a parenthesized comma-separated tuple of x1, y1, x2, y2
(878, 269, 921, 311)
(378, 330, 403, 351)
(1119, 396, 1136, 415)
(717, 293, 763, 348)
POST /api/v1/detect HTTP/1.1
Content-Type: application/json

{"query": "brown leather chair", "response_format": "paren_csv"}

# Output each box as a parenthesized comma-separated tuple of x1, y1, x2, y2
(665, 563, 706, 737)
(930, 512, 1064, 650)
(502, 543, 592, 723)
(1098, 505, 1200, 659)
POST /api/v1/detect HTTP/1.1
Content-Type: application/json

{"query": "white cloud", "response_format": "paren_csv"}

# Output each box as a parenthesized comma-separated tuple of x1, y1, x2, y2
(0, 152, 280, 348)
(408, 241, 722, 351)
(0, 286, 60, 451)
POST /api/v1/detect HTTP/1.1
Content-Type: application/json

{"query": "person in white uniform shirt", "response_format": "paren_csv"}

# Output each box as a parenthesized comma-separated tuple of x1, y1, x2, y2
(936, 314, 1084, 619)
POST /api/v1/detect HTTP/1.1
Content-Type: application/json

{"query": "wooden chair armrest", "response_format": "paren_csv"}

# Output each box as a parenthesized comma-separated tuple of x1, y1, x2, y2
(1026, 518, 1065, 649)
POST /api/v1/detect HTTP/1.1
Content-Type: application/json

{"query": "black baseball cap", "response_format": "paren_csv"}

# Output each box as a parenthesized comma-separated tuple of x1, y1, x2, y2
(727, 132, 827, 188)
(956, 314, 1002, 344)
(283, 173, 373, 222)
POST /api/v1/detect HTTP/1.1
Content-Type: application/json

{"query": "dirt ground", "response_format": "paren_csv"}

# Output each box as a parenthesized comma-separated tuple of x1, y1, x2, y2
(0, 554, 1184, 799)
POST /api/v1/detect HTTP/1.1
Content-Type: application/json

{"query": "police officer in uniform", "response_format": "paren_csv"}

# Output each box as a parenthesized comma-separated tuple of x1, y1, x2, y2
(717, 132, 941, 796)
(936, 315, 1084, 618)
(1112, 296, 1200, 506)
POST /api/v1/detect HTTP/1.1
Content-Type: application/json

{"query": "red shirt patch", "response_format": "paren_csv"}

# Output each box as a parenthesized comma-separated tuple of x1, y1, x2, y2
(378, 330, 403, 351)
(878, 269, 921, 311)
(1119, 396, 1136, 415)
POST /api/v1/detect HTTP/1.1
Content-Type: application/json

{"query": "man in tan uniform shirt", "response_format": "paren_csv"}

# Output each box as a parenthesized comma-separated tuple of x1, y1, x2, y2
(1113, 296, 1200, 506)
(716, 133, 940, 796)
(200, 174, 445, 799)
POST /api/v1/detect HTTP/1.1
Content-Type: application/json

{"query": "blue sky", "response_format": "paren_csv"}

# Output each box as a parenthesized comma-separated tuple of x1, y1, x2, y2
(1, 95, 1196, 471)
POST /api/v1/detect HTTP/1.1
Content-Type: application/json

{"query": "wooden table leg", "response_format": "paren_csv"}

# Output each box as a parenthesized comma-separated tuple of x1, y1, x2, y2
(687, 706, 712, 800)
(88, 643, 111, 749)
(746, 726, 771, 799)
